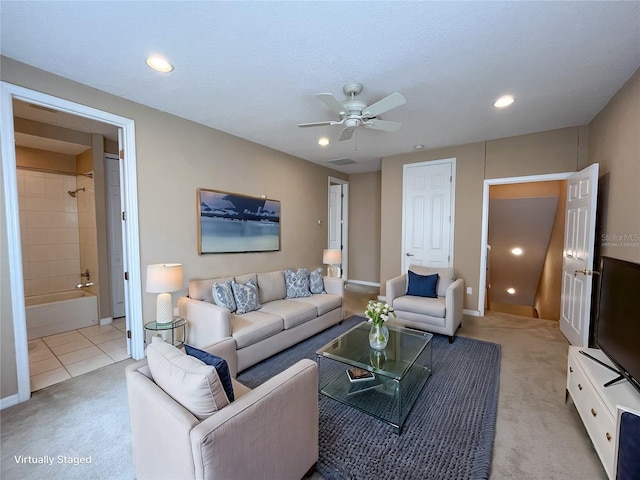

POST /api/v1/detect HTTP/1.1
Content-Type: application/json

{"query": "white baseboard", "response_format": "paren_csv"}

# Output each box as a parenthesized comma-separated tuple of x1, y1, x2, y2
(1, 393, 21, 410)
(347, 279, 380, 287)
(463, 309, 481, 317)
(100, 317, 113, 326)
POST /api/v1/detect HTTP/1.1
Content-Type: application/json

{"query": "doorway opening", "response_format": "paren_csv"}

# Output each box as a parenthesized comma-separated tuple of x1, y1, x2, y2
(1, 82, 143, 407)
(328, 177, 348, 281)
(478, 173, 572, 318)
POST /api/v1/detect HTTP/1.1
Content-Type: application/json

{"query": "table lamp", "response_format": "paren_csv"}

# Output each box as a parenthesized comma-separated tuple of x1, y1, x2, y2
(146, 263, 183, 324)
(323, 249, 342, 278)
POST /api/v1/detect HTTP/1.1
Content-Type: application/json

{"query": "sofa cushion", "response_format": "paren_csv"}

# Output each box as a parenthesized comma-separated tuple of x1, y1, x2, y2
(308, 268, 325, 294)
(393, 295, 446, 318)
(184, 344, 234, 402)
(235, 273, 257, 285)
(232, 278, 262, 314)
(212, 281, 237, 312)
(284, 268, 312, 298)
(189, 276, 234, 303)
(146, 337, 229, 419)
(231, 311, 283, 348)
(407, 271, 438, 298)
(290, 293, 342, 316)
(260, 299, 317, 329)
(257, 270, 286, 304)
(409, 266, 455, 297)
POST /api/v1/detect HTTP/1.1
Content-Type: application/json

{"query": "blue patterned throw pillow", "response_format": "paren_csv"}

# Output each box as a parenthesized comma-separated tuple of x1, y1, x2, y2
(285, 268, 312, 298)
(309, 268, 325, 294)
(212, 281, 236, 312)
(231, 278, 261, 314)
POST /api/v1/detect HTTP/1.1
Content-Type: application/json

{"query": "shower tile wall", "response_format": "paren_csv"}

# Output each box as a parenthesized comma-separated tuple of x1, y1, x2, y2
(77, 174, 99, 297)
(17, 170, 81, 296)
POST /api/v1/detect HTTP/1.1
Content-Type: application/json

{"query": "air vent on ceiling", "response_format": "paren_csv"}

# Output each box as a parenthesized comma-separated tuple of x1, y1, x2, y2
(328, 158, 356, 166)
(28, 103, 58, 113)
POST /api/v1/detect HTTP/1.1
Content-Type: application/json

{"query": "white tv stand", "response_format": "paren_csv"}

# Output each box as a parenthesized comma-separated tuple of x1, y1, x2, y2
(566, 346, 640, 479)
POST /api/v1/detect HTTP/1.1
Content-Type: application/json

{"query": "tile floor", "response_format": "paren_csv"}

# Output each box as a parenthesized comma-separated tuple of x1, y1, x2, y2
(28, 317, 130, 392)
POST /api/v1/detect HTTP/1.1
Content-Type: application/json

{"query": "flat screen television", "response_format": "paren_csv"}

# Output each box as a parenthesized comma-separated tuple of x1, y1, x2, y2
(594, 256, 640, 394)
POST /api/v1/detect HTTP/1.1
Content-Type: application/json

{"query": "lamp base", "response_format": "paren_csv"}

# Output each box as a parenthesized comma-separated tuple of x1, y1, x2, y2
(156, 293, 173, 324)
(328, 265, 342, 278)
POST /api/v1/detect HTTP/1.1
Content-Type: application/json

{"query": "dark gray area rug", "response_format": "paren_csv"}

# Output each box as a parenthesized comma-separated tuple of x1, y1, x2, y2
(238, 316, 501, 480)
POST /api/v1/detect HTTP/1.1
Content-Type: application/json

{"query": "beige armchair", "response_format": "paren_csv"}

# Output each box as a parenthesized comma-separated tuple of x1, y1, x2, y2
(386, 265, 464, 342)
(125, 337, 318, 480)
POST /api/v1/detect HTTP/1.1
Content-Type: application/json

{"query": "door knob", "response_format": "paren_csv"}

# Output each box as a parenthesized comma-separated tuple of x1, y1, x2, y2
(574, 269, 601, 277)
(406, 253, 414, 257)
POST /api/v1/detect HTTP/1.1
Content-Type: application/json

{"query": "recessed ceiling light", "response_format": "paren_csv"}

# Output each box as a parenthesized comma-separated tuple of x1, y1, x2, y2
(511, 247, 523, 256)
(318, 137, 330, 146)
(493, 95, 515, 108)
(146, 55, 174, 73)
(507, 287, 516, 295)
(414, 144, 424, 151)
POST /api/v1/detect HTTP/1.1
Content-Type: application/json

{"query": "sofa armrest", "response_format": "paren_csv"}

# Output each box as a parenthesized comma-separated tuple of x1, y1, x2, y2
(386, 274, 407, 305)
(190, 359, 319, 480)
(323, 275, 345, 298)
(446, 278, 465, 328)
(178, 296, 232, 349)
(201, 337, 238, 378)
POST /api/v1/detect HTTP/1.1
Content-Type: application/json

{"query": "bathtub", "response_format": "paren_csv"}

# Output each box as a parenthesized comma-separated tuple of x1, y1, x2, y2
(25, 290, 99, 340)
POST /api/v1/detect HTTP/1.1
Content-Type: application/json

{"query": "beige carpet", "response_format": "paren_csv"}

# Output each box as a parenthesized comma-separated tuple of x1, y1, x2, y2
(1, 283, 607, 480)
(344, 283, 607, 480)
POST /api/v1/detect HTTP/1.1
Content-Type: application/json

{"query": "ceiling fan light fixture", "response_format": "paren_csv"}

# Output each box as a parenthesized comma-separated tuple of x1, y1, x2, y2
(493, 95, 515, 108)
(146, 55, 174, 73)
(318, 137, 330, 146)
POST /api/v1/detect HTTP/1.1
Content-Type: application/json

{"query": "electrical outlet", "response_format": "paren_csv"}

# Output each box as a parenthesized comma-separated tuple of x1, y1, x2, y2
(466, 287, 473, 295)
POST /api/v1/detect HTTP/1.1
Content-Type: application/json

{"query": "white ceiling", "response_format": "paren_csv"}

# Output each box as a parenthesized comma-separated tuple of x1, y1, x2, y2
(2, 1, 639, 174)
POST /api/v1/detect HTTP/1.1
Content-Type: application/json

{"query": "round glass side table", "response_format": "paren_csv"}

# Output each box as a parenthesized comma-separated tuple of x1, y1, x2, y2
(144, 317, 187, 348)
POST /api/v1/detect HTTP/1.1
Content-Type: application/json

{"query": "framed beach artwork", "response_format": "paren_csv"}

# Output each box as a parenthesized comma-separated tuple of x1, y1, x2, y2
(197, 188, 281, 254)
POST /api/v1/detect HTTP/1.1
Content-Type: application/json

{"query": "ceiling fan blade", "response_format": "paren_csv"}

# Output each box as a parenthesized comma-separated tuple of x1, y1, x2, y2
(362, 92, 406, 117)
(365, 119, 402, 132)
(338, 127, 355, 141)
(298, 121, 335, 128)
(317, 93, 346, 115)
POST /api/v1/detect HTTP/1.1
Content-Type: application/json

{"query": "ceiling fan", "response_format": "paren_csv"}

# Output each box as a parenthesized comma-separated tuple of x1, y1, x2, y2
(298, 83, 406, 141)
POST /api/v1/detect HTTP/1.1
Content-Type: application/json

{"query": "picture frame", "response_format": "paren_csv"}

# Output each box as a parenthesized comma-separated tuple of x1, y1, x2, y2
(197, 188, 281, 254)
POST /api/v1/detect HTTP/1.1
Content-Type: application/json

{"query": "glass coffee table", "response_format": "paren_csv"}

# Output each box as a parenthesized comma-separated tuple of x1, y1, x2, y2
(316, 321, 432, 434)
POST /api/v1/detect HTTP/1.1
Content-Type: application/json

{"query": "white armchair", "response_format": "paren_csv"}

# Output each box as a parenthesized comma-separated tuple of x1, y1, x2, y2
(386, 265, 464, 343)
(126, 337, 319, 480)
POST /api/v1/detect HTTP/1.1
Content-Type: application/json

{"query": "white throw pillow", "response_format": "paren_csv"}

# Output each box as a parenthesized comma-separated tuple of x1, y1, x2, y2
(147, 337, 229, 419)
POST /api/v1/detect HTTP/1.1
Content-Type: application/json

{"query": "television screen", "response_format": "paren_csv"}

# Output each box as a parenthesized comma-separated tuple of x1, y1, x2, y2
(595, 256, 640, 394)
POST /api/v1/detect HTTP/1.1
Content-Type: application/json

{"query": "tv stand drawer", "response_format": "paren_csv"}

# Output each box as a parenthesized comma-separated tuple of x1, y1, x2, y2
(566, 346, 640, 479)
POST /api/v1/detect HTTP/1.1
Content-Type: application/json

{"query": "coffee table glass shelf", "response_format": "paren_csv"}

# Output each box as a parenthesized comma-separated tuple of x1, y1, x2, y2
(316, 321, 432, 434)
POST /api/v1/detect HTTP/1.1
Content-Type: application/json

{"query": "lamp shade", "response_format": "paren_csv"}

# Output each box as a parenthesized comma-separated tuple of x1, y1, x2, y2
(323, 249, 342, 265)
(146, 263, 183, 293)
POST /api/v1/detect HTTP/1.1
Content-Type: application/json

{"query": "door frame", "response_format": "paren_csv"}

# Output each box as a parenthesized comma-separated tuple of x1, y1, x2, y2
(401, 158, 456, 272)
(0, 82, 143, 407)
(477, 172, 572, 317)
(328, 176, 348, 281)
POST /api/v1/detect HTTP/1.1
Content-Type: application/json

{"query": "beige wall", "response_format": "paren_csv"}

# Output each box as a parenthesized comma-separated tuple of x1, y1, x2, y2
(380, 127, 583, 308)
(348, 171, 381, 284)
(586, 67, 640, 264)
(0, 57, 346, 402)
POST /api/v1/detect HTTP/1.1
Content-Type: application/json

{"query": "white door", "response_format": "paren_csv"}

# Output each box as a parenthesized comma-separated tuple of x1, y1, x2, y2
(402, 160, 454, 272)
(560, 164, 599, 347)
(106, 155, 125, 318)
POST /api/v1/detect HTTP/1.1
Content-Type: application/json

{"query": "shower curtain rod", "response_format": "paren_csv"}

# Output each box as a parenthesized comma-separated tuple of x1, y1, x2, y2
(16, 166, 93, 178)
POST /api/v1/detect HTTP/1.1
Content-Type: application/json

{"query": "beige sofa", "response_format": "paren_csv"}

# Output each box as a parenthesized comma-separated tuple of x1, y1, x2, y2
(126, 337, 318, 480)
(178, 270, 344, 372)
(386, 265, 464, 342)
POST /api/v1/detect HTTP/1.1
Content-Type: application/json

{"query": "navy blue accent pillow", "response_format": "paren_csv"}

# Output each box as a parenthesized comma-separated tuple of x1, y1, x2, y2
(407, 271, 439, 298)
(184, 344, 234, 402)
(617, 411, 640, 480)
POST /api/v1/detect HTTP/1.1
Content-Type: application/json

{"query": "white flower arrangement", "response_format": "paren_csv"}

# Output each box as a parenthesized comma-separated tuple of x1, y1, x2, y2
(364, 300, 396, 327)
